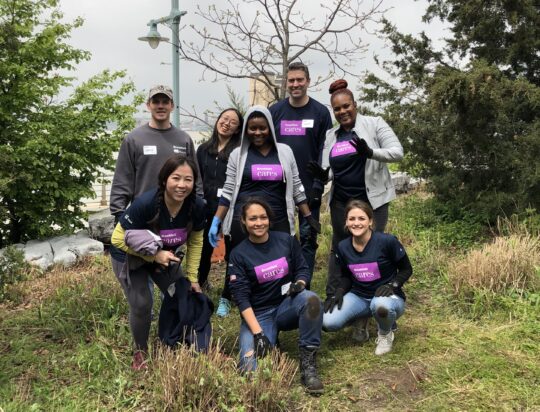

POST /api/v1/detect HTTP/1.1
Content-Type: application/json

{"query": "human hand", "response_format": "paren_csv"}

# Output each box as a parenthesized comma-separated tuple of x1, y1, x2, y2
(350, 136, 373, 158)
(304, 214, 321, 234)
(288, 280, 306, 297)
(208, 216, 222, 248)
(306, 161, 330, 182)
(155, 250, 180, 266)
(323, 288, 344, 313)
(308, 187, 323, 210)
(253, 332, 271, 358)
(191, 282, 202, 293)
(374, 283, 394, 297)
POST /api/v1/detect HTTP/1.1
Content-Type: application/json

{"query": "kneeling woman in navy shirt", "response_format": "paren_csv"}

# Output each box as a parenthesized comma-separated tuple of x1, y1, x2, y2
(323, 200, 412, 356)
(228, 198, 324, 394)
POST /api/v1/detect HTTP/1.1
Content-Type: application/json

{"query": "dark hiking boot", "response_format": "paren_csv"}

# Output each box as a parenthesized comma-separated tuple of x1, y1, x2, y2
(299, 347, 324, 395)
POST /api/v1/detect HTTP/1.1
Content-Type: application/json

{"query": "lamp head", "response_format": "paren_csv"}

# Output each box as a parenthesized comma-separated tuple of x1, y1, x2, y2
(138, 23, 169, 49)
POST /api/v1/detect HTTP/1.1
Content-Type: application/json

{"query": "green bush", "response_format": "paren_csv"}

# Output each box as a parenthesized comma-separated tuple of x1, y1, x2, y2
(0, 246, 29, 302)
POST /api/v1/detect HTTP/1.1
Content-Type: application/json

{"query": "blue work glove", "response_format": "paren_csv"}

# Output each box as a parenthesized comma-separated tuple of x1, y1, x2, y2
(208, 216, 222, 248)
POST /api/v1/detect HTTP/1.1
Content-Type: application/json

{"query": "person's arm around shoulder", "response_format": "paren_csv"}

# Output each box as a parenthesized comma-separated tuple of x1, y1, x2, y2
(370, 116, 403, 163)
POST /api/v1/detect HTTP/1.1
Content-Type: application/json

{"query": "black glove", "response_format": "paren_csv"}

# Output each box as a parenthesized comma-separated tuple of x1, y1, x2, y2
(350, 136, 373, 158)
(304, 214, 321, 234)
(253, 332, 272, 358)
(323, 288, 345, 313)
(307, 161, 330, 183)
(308, 187, 323, 210)
(288, 280, 306, 297)
(374, 283, 395, 297)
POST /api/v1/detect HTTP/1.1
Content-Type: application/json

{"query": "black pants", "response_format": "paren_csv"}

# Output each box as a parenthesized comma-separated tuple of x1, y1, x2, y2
(220, 217, 290, 300)
(325, 200, 389, 296)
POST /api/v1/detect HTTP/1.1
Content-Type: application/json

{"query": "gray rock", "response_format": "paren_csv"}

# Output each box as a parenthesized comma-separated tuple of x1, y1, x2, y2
(88, 209, 115, 244)
(391, 172, 421, 194)
(50, 232, 104, 267)
(22, 239, 54, 271)
(1, 232, 104, 271)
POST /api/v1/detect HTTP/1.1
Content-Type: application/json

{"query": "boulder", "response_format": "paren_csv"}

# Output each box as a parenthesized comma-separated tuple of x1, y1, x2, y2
(88, 209, 115, 245)
(1, 232, 104, 271)
(22, 239, 55, 271)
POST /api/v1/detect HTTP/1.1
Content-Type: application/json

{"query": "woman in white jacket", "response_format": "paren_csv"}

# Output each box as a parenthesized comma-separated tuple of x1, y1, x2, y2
(208, 105, 320, 316)
(308, 79, 403, 340)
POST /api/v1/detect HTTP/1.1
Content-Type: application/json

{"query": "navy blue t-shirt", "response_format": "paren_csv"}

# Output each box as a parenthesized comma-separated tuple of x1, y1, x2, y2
(234, 146, 287, 221)
(228, 231, 310, 313)
(110, 188, 206, 262)
(269, 98, 332, 192)
(336, 231, 407, 300)
(329, 128, 368, 203)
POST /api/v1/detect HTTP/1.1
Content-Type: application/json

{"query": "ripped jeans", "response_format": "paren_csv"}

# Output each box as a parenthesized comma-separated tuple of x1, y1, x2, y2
(238, 290, 323, 372)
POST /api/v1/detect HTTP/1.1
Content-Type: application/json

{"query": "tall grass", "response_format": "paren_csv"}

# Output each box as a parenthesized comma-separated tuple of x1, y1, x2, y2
(151, 343, 300, 411)
(448, 232, 540, 316)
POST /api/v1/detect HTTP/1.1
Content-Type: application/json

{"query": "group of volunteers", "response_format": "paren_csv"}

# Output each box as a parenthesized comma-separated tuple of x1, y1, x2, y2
(108, 63, 410, 395)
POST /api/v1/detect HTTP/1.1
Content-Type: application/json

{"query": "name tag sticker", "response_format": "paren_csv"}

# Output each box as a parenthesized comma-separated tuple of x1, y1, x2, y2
(143, 145, 157, 155)
(281, 282, 291, 295)
(301, 119, 314, 128)
(217, 188, 223, 197)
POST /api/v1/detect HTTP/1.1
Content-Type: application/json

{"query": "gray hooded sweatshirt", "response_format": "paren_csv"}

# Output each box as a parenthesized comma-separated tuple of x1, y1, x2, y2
(220, 106, 306, 236)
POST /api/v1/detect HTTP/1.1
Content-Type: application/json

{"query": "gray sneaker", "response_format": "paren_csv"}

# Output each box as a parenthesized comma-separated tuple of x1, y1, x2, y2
(375, 330, 394, 356)
(351, 317, 370, 343)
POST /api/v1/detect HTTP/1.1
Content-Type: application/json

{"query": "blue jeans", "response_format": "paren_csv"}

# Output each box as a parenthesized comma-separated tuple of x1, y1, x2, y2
(322, 292, 405, 334)
(238, 290, 323, 372)
(298, 206, 320, 275)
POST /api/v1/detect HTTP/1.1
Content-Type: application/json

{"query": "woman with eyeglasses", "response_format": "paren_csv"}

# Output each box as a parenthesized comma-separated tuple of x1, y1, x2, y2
(196, 108, 244, 291)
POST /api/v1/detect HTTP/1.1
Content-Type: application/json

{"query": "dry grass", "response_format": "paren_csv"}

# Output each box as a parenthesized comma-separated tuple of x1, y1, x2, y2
(448, 234, 540, 296)
(151, 341, 300, 411)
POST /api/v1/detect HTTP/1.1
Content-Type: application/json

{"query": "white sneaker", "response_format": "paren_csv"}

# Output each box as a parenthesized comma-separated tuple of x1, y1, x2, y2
(375, 330, 394, 356)
(351, 317, 370, 343)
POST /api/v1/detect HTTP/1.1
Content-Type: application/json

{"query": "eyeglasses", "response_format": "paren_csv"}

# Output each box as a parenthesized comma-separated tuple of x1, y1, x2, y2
(219, 116, 239, 127)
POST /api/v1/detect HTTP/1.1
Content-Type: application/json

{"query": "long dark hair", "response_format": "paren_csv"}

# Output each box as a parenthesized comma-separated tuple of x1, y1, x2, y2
(147, 155, 199, 234)
(200, 108, 244, 159)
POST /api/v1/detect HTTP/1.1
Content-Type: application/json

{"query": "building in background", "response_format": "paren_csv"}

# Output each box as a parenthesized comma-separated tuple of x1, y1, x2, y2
(248, 72, 282, 106)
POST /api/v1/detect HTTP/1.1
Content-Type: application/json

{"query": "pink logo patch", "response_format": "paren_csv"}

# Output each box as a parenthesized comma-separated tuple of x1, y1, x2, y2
(254, 257, 289, 284)
(159, 228, 188, 247)
(280, 120, 305, 136)
(251, 164, 283, 181)
(348, 262, 381, 282)
(331, 141, 356, 157)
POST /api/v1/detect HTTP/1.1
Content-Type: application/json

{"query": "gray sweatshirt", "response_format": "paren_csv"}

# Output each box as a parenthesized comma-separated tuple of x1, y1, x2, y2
(110, 123, 203, 216)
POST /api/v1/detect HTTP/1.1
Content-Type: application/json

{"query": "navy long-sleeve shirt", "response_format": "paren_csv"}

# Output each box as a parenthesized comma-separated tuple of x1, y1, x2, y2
(336, 231, 410, 300)
(269, 97, 332, 193)
(228, 231, 310, 313)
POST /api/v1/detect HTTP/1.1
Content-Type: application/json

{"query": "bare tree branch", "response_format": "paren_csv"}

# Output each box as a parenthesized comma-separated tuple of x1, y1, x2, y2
(178, 0, 386, 100)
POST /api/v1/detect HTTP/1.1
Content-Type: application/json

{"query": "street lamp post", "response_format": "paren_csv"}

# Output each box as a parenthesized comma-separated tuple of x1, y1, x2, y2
(138, 1, 186, 127)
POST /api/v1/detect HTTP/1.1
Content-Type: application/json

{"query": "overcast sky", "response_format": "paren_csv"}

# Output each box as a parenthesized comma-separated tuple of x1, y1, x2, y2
(58, 0, 447, 122)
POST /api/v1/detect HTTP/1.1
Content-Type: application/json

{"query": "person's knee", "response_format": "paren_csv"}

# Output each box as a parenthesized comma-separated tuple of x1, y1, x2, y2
(322, 312, 343, 332)
(375, 306, 389, 318)
(371, 299, 394, 318)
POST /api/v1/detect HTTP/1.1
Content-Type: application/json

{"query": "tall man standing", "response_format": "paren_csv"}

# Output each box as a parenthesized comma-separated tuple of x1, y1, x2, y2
(269, 63, 333, 275)
(110, 84, 202, 222)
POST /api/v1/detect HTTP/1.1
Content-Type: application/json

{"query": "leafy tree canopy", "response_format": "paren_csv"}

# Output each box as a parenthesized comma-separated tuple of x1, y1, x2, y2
(0, 0, 143, 246)
(362, 0, 540, 222)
